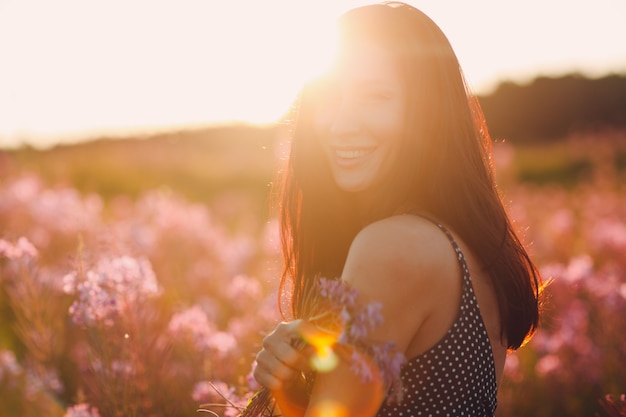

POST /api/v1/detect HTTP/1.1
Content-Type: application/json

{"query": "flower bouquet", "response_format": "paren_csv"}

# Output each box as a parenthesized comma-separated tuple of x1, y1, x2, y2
(198, 276, 406, 417)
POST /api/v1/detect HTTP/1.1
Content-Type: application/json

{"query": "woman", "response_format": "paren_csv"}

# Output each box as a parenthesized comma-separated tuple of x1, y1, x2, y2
(253, 2, 543, 416)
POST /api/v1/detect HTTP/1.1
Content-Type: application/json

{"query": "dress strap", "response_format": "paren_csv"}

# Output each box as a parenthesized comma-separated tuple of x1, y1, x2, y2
(408, 215, 471, 282)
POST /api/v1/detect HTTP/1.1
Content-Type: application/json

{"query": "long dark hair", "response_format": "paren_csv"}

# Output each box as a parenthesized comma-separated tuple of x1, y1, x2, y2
(277, 2, 542, 350)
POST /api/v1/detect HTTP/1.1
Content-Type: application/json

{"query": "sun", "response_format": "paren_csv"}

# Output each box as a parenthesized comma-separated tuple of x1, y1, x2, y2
(0, 1, 351, 148)
(218, 6, 341, 125)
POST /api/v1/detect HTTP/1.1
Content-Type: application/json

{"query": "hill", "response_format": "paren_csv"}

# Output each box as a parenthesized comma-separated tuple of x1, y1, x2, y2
(1, 124, 285, 206)
(479, 73, 626, 142)
(2, 73, 625, 202)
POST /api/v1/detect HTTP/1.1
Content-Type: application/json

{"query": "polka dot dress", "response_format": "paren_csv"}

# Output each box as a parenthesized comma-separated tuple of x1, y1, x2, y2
(376, 221, 497, 417)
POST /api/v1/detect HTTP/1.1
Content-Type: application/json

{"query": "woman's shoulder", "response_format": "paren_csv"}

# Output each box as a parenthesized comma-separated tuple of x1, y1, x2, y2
(340, 214, 463, 352)
(343, 214, 459, 291)
(350, 215, 454, 266)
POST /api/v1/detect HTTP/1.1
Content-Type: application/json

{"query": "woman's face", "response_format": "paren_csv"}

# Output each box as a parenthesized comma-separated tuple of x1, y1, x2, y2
(313, 40, 406, 194)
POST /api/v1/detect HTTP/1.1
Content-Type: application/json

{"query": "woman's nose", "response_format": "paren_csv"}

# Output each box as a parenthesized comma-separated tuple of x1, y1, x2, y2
(329, 99, 361, 135)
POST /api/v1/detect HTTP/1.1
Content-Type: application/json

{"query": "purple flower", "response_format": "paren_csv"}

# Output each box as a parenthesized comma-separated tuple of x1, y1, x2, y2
(349, 349, 375, 382)
(371, 342, 406, 388)
(311, 277, 406, 401)
(319, 277, 358, 307)
(349, 302, 383, 340)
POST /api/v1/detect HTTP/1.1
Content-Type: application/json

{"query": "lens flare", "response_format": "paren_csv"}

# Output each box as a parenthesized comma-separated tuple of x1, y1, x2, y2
(311, 400, 348, 417)
(310, 344, 339, 373)
(298, 321, 341, 373)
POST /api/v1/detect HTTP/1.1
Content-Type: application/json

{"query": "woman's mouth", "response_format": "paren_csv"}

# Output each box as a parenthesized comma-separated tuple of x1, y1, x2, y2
(333, 147, 376, 167)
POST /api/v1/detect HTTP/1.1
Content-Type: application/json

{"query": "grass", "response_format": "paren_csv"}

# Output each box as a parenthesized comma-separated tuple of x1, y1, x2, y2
(3, 124, 625, 203)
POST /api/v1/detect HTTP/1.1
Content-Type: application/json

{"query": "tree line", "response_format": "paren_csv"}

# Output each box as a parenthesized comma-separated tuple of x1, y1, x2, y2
(478, 73, 626, 143)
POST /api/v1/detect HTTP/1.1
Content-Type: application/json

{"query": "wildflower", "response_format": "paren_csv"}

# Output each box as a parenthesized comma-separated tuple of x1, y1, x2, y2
(535, 354, 560, 376)
(349, 349, 375, 382)
(318, 277, 358, 307)
(64, 255, 160, 327)
(167, 305, 215, 351)
(193, 380, 234, 402)
(371, 342, 406, 403)
(206, 331, 238, 356)
(22, 366, 64, 400)
(563, 255, 594, 284)
(0, 350, 22, 382)
(110, 360, 135, 377)
(349, 302, 384, 340)
(0, 236, 38, 260)
(246, 362, 261, 391)
(225, 274, 262, 303)
(63, 403, 101, 417)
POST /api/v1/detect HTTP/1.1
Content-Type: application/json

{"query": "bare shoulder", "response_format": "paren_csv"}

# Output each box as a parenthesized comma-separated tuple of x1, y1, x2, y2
(340, 215, 461, 351)
(344, 214, 457, 284)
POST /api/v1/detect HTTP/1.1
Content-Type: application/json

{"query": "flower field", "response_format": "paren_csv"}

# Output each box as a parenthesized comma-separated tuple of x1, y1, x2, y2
(0, 131, 625, 416)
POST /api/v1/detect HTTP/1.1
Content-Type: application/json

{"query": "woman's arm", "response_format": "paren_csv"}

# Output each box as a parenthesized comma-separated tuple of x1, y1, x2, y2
(255, 215, 459, 417)
(304, 215, 460, 416)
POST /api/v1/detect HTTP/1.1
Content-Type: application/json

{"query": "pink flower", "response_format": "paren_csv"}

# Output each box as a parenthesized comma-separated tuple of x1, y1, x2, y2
(25, 367, 64, 398)
(192, 380, 233, 402)
(563, 255, 594, 284)
(0, 350, 22, 382)
(63, 403, 101, 417)
(206, 331, 238, 356)
(590, 218, 626, 252)
(535, 354, 560, 376)
(168, 305, 239, 355)
(503, 352, 522, 382)
(0, 236, 38, 260)
(246, 361, 260, 391)
(63, 255, 160, 327)
(225, 274, 262, 302)
(167, 305, 215, 351)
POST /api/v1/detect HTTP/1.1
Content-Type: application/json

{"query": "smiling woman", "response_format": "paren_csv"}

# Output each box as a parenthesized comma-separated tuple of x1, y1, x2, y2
(252, 2, 544, 417)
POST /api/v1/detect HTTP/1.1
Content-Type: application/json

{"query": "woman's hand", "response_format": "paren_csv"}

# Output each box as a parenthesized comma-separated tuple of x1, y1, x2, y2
(254, 320, 312, 391)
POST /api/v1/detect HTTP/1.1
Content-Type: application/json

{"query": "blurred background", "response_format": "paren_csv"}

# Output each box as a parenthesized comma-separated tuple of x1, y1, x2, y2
(0, 1, 625, 416)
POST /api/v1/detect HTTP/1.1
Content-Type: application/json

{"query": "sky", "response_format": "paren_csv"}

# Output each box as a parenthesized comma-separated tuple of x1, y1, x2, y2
(1, 0, 625, 149)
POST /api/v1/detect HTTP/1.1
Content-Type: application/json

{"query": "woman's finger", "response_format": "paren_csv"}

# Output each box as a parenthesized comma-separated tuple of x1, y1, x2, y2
(253, 360, 284, 390)
(262, 321, 312, 372)
(255, 348, 297, 382)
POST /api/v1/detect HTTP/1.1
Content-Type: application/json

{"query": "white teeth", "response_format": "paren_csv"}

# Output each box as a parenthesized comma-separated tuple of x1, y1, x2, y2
(335, 149, 372, 159)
